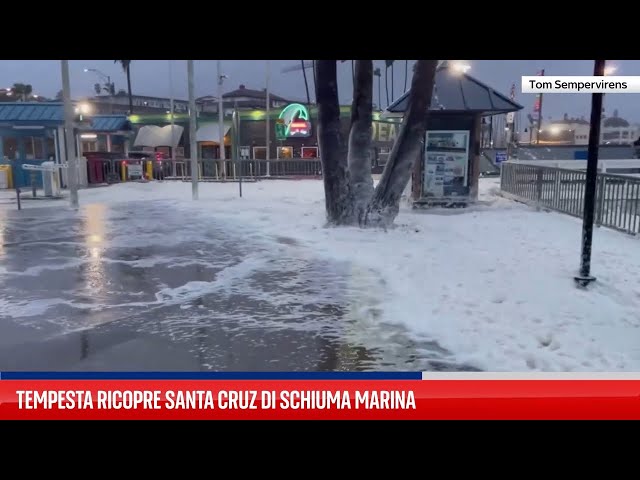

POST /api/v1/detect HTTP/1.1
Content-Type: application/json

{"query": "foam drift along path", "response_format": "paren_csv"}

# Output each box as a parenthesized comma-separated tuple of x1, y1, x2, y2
(1, 178, 639, 372)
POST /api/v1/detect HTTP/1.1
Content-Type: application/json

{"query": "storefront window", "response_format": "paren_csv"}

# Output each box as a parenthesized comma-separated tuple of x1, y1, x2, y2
(301, 147, 318, 158)
(277, 146, 293, 159)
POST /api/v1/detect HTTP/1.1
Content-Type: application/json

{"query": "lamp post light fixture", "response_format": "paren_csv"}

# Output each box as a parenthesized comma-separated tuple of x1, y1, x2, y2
(84, 67, 115, 113)
(450, 61, 471, 74)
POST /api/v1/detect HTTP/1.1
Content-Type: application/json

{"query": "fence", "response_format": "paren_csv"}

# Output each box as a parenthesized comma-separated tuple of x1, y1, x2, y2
(500, 162, 640, 235)
(170, 159, 323, 181)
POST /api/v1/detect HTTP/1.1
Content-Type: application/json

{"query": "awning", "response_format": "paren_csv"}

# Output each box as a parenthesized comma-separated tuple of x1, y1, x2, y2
(196, 123, 231, 144)
(86, 115, 132, 133)
(134, 125, 184, 148)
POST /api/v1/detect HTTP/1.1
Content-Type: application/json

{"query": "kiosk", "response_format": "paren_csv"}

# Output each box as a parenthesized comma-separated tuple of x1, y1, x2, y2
(386, 62, 522, 206)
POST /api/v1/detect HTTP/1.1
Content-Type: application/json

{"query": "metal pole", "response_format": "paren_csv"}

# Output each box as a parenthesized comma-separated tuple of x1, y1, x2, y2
(265, 60, 271, 177)
(489, 117, 493, 147)
(536, 69, 545, 144)
(61, 60, 78, 208)
(234, 100, 242, 197)
(187, 60, 198, 200)
(217, 62, 227, 179)
(169, 60, 176, 177)
(575, 59, 606, 288)
(217, 61, 226, 178)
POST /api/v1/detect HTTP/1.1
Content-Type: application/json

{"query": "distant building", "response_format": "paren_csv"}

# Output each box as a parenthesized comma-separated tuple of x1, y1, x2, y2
(82, 92, 194, 115)
(531, 111, 639, 146)
(601, 110, 639, 145)
(220, 84, 293, 112)
(83, 84, 295, 117)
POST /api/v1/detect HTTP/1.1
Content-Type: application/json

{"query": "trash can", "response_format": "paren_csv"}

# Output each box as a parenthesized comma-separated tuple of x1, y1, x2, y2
(0, 165, 12, 189)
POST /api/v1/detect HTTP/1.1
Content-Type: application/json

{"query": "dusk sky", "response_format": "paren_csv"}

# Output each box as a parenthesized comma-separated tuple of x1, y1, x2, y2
(1, 60, 639, 122)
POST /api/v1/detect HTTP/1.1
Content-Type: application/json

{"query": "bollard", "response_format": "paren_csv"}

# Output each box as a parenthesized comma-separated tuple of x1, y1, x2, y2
(31, 171, 37, 198)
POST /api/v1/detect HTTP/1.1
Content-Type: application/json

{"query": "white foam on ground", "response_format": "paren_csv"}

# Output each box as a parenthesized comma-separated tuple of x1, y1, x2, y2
(2, 178, 640, 371)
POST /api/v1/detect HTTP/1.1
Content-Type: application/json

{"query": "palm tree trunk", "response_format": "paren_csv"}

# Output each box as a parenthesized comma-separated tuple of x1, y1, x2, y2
(378, 76, 382, 111)
(385, 67, 389, 107)
(347, 60, 374, 225)
(126, 66, 133, 114)
(314, 60, 349, 225)
(365, 60, 438, 227)
(391, 63, 394, 103)
(404, 60, 408, 92)
(301, 60, 311, 105)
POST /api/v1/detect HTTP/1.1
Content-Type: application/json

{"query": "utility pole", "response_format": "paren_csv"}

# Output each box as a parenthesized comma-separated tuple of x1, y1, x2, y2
(217, 60, 226, 177)
(188, 60, 198, 200)
(575, 60, 606, 288)
(265, 60, 271, 177)
(61, 60, 78, 209)
(169, 60, 176, 177)
(535, 69, 545, 144)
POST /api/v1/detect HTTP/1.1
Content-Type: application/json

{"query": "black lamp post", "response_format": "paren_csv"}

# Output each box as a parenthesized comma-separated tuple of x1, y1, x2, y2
(575, 59, 606, 288)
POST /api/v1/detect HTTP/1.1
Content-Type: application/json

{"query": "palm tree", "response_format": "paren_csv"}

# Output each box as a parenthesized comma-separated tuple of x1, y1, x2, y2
(300, 60, 311, 105)
(384, 60, 394, 107)
(11, 82, 33, 101)
(114, 60, 133, 114)
(351, 60, 355, 86)
(404, 60, 408, 92)
(391, 62, 395, 102)
(373, 68, 382, 110)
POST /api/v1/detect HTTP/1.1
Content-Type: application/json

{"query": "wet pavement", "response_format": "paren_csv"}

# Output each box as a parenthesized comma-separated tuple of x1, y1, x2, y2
(0, 201, 477, 372)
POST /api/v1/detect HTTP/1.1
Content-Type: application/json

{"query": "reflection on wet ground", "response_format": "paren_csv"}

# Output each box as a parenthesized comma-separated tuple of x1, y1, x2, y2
(0, 201, 478, 372)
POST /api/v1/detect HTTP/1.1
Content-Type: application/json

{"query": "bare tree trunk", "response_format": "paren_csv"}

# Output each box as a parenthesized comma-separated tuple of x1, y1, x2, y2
(385, 67, 389, 107)
(301, 60, 311, 105)
(365, 60, 438, 228)
(314, 60, 349, 225)
(346, 60, 374, 225)
(126, 66, 133, 114)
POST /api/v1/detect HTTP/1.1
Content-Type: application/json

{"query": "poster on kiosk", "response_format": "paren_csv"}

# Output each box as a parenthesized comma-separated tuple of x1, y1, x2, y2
(423, 130, 470, 199)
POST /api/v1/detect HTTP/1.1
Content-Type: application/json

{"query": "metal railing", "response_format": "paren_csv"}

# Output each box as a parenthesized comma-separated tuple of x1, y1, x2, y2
(500, 162, 640, 235)
(169, 159, 323, 181)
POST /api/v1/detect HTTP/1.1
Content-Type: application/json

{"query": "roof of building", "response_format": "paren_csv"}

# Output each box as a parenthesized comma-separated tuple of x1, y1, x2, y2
(0, 103, 132, 134)
(223, 84, 290, 102)
(387, 63, 522, 115)
(84, 115, 132, 132)
(549, 118, 590, 126)
(603, 116, 630, 128)
(0, 102, 65, 123)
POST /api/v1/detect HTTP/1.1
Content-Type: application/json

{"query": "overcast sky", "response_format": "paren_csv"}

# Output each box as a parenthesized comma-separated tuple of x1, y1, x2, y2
(1, 60, 639, 122)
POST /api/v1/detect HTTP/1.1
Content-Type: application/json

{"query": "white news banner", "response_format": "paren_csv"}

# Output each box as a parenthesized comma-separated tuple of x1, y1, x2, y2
(521, 76, 640, 94)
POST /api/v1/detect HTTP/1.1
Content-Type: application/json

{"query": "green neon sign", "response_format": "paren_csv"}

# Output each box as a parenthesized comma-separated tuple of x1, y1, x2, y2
(278, 103, 312, 138)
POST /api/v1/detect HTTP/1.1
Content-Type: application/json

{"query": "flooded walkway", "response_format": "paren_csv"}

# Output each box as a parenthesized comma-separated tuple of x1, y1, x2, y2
(0, 201, 477, 372)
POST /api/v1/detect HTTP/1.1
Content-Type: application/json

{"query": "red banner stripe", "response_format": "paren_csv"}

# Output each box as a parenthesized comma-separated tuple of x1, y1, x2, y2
(2, 380, 640, 420)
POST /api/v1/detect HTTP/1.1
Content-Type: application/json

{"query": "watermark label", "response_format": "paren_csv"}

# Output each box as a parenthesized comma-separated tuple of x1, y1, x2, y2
(521, 76, 640, 93)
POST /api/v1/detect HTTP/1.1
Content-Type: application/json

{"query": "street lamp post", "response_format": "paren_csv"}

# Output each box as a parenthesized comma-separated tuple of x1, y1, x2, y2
(265, 60, 271, 177)
(217, 61, 227, 178)
(575, 59, 606, 288)
(61, 60, 79, 209)
(188, 60, 199, 200)
(168, 60, 176, 177)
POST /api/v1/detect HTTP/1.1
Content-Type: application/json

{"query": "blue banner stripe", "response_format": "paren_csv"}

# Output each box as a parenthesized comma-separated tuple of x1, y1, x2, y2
(0, 371, 422, 380)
